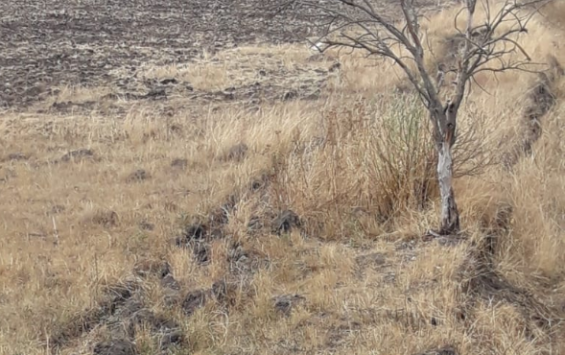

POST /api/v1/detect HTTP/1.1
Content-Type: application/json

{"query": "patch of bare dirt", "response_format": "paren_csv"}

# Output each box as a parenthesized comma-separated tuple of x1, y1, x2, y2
(0, 0, 461, 110)
(0, 0, 328, 109)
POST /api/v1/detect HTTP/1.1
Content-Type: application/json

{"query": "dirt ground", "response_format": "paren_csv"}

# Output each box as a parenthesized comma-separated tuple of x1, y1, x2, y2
(0, 0, 328, 109)
(0, 0, 457, 110)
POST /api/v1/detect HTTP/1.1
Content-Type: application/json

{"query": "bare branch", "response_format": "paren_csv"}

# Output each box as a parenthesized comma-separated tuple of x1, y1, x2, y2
(295, 0, 552, 140)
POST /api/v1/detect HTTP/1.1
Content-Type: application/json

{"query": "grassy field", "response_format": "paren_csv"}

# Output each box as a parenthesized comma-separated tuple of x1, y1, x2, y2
(1, 1, 565, 354)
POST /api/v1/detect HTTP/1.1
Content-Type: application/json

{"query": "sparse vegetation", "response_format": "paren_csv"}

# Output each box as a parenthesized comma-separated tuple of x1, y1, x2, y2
(0, 1, 565, 355)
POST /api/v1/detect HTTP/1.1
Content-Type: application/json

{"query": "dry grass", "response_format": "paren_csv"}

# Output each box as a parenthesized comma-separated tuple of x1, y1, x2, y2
(137, 44, 338, 93)
(1, 2, 565, 355)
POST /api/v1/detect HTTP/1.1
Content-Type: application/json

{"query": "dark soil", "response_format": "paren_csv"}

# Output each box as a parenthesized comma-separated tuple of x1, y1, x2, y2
(0, 0, 323, 109)
(0, 0, 456, 110)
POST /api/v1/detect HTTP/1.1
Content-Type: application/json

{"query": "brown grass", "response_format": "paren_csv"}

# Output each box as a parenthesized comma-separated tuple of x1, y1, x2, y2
(1, 3, 565, 355)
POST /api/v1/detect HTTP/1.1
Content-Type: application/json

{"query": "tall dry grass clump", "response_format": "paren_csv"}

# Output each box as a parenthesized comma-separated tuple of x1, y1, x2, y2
(270, 93, 497, 240)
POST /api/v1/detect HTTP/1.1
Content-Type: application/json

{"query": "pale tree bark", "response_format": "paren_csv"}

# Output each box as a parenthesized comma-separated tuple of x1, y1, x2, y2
(437, 102, 460, 234)
(438, 142, 460, 233)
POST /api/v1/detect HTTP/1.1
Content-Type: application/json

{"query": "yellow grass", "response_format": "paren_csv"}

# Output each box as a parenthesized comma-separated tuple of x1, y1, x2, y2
(1, 2, 565, 355)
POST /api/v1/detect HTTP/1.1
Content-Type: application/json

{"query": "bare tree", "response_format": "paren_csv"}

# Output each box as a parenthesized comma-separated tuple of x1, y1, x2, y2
(294, 0, 551, 236)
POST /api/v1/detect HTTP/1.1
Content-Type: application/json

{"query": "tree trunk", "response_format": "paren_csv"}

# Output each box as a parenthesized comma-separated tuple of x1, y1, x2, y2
(437, 140, 460, 235)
